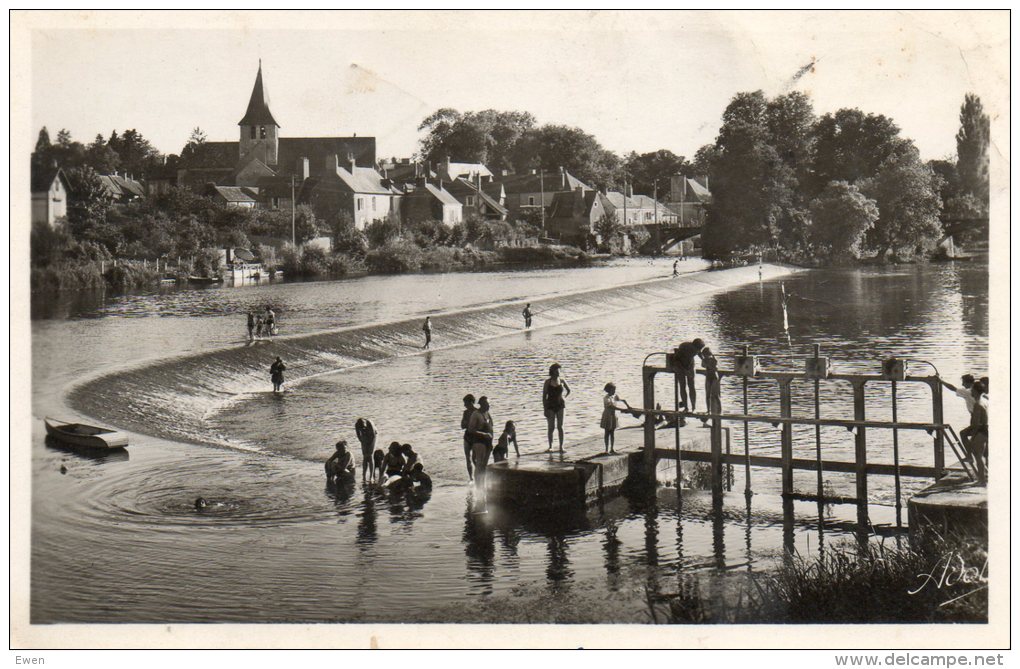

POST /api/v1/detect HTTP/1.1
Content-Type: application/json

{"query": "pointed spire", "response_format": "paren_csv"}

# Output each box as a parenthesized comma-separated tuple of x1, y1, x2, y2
(238, 61, 279, 127)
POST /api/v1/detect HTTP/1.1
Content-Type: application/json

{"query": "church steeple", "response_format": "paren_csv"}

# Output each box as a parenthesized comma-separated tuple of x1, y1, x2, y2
(238, 60, 280, 167)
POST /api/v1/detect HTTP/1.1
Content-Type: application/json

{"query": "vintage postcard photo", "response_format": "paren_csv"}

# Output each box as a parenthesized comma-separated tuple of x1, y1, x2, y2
(9, 9, 1010, 650)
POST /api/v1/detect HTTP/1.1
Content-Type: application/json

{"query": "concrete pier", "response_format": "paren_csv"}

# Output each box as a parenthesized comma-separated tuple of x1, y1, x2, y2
(908, 473, 987, 543)
(485, 424, 716, 507)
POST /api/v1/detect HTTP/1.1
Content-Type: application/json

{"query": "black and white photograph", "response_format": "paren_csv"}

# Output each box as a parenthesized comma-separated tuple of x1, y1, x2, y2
(10, 9, 1009, 651)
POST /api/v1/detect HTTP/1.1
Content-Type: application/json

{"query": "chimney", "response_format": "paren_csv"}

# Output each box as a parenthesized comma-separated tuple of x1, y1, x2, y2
(530, 169, 537, 175)
(501, 168, 510, 177)
(441, 155, 451, 179)
(347, 152, 356, 172)
(575, 185, 584, 195)
(326, 154, 339, 173)
(296, 157, 310, 181)
(626, 184, 633, 198)
(559, 166, 566, 189)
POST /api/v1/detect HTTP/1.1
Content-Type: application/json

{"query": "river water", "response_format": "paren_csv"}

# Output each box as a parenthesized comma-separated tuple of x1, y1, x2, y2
(30, 257, 988, 623)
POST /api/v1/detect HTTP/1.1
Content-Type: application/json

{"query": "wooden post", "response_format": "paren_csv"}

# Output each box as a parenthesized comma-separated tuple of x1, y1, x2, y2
(853, 380, 869, 528)
(892, 380, 902, 529)
(710, 406, 724, 502)
(813, 344, 823, 501)
(742, 345, 751, 496)
(930, 379, 946, 479)
(778, 378, 793, 497)
(642, 366, 657, 485)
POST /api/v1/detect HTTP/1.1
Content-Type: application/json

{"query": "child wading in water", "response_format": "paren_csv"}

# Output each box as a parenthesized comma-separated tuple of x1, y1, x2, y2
(600, 383, 630, 454)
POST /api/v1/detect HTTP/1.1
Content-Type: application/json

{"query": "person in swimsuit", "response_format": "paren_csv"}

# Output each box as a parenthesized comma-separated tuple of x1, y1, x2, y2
(380, 442, 406, 484)
(522, 304, 533, 329)
(246, 310, 255, 343)
(492, 420, 518, 463)
(672, 259, 679, 277)
(270, 356, 286, 392)
(422, 317, 432, 349)
(406, 462, 432, 491)
(372, 449, 385, 483)
(467, 396, 495, 488)
(400, 443, 422, 475)
(255, 314, 264, 339)
(600, 383, 630, 454)
(461, 394, 477, 481)
(325, 440, 356, 483)
(542, 363, 571, 452)
(355, 418, 378, 481)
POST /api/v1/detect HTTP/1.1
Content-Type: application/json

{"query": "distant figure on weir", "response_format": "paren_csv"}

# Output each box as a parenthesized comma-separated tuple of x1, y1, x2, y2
(600, 383, 631, 454)
(355, 418, 378, 481)
(325, 440, 356, 483)
(523, 303, 533, 329)
(467, 396, 495, 487)
(422, 316, 432, 349)
(461, 394, 477, 481)
(675, 338, 705, 412)
(270, 356, 286, 392)
(672, 259, 680, 277)
(264, 306, 277, 337)
(255, 314, 265, 339)
(246, 310, 256, 343)
(492, 420, 518, 463)
(700, 347, 722, 421)
(543, 363, 571, 452)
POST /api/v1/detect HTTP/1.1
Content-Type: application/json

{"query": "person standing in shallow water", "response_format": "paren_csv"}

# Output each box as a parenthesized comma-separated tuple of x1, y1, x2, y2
(467, 396, 495, 488)
(522, 303, 533, 329)
(270, 356, 286, 392)
(422, 317, 432, 349)
(246, 310, 255, 343)
(543, 363, 571, 453)
(264, 306, 276, 337)
(355, 418, 378, 481)
(461, 394, 477, 481)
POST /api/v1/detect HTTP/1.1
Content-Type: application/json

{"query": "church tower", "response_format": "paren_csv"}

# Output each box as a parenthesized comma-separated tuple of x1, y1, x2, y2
(238, 61, 280, 167)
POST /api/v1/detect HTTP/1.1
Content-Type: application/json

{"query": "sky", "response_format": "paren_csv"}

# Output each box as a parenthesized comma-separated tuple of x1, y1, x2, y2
(28, 11, 1008, 163)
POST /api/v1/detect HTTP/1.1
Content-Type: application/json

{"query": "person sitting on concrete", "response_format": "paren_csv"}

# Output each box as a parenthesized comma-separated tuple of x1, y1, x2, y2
(492, 420, 518, 462)
(325, 440, 356, 483)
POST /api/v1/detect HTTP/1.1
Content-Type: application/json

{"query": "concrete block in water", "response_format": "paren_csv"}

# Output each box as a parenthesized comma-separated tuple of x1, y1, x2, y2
(908, 474, 987, 545)
(487, 452, 631, 507)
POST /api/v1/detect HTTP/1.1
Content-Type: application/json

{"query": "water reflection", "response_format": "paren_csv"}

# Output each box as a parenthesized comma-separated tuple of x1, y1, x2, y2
(463, 495, 496, 594)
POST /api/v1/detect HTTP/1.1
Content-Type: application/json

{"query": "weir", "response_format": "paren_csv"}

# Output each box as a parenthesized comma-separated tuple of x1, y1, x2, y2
(66, 263, 801, 449)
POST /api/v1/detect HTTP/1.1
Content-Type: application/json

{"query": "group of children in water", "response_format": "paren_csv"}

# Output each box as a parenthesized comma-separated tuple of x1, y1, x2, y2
(324, 417, 433, 492)
(246, 305, 277, 344)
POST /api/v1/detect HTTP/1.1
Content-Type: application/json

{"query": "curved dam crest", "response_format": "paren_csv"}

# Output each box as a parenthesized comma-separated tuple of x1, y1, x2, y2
(67, 263, 802, 451)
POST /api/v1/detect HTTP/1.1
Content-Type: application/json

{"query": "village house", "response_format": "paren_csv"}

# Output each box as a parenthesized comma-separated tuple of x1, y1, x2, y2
(306, 154, 401, 230)
(667, 175, 711, 225)
(445, 176, 508, 220)
(400, 178, 463, 226)
(31, 165, 70, 228)
(492, 167, 592, 220)
(98, 172, 146, 204)
(436, 157, 493, 183)
(545, 186, 607, 245)
(628, 194, 679, 225)
(203, 184, 259, 209)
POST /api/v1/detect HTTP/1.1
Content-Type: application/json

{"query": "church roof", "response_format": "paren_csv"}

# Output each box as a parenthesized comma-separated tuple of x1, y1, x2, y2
(238, 63, 279, 127)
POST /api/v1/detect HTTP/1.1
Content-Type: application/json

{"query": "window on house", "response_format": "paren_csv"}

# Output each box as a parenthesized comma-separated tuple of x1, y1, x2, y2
(466, 195, 475, 206)
(372, 197, 377, 211)
(357, 198, 363, 211)
(271, 197, 280, 210)
(250, 126, 256, 139)
(528, 196, 536, 206)
(260, 126, 267, 139)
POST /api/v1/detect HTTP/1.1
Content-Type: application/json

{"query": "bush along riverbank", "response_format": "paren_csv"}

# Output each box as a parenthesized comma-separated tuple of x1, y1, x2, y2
(649, 531, 987, 624)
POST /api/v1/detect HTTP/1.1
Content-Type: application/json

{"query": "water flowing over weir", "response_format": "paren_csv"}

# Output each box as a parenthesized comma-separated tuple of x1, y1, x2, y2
(67, 264, 800, 452)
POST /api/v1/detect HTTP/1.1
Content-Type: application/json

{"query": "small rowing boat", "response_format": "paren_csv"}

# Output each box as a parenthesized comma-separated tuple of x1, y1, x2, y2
(188, 275, 223, 284)
(44, 417, 129, 450)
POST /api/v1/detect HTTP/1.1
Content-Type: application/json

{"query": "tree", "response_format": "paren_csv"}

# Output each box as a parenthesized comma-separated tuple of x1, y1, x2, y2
(862, 151, 943, 258)
(623, 150, 691, 196)
(594, 209, 621, 248)
(955, 94, 990, 206)
(811, 109, 914, 194)
(702, 91, 799, 258)
(85, 133, 121, 173)
(511, 124, 622, 188)
(35, 127, 51, 153)
(417, 108, 536, 170)
(765, 91, 815, 188)
(107, 128, 163, 178)
(64, 166, 119, 248)
(690, 144, 720, 178)
(808, 181, 879, 260)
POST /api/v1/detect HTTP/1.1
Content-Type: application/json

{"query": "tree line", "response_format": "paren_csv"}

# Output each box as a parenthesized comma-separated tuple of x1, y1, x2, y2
(698, 91, 989, 261)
